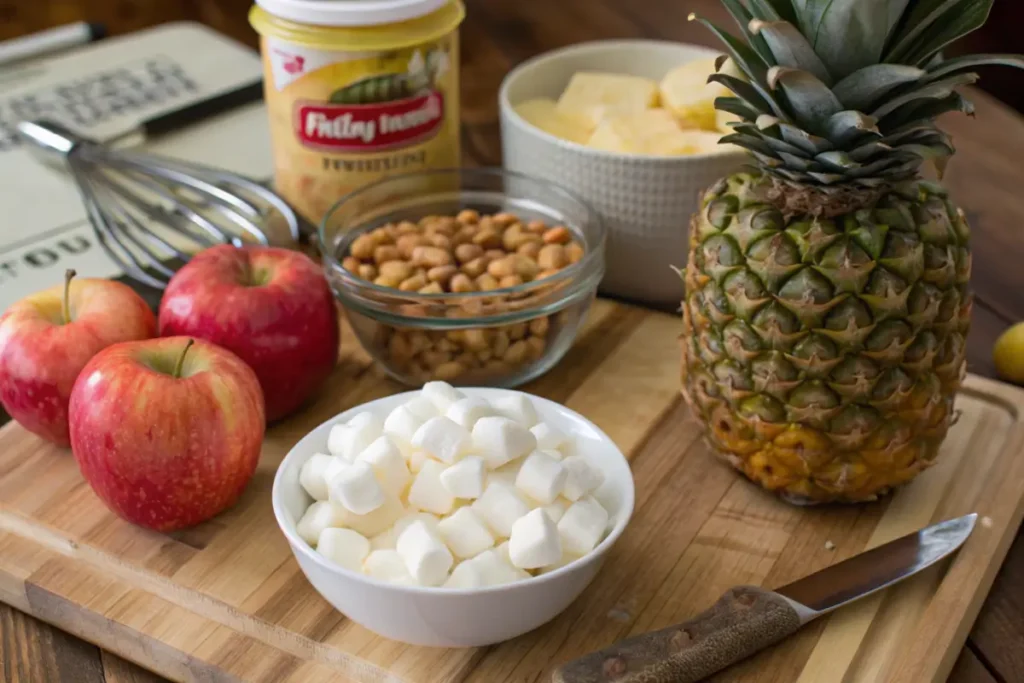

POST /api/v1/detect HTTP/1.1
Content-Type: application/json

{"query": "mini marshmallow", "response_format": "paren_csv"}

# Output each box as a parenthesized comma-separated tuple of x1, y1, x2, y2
(446, 397, 497, 429)
(515, 451, 568, 504)
(328, 460, 386, 515)
(421, 381, 465, 412)
(492, 394, 538, 427)
(356, 436, 411, 496)
(336, 492, 405, 537)
(488, 458, 523, 488)
(404, 396, 440, 421)
(299, 453, 335, 500)
(472, 417, 537, 469)
(383, 405, 424, 446)
(542, 498, 570, 523)
(530, 422, 568, 452)
(439, 456, 486, 499)
(396, 520, 453, 586)
(472, 481, 532, 538)
(364, 550, 415, 585)
(370, 512, 440, 550)
(328, 412, 383, 460)
(407, 450, 433, 474)
(408, 460, 456, 514)
(412, 416, 471, 464)
(558, 496, 609, 555)
(443, 560, 485, 588)
(509, 508, 562, 569)
(296, 501, 345, 545)
(316, 528, 371, 572)
(561, 455, 605, 501)
(470, 547, 526, 586)
(437, 507, 495, 558)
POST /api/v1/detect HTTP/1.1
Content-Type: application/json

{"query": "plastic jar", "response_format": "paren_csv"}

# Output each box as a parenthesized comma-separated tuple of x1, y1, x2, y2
(249, 0, 465, 223)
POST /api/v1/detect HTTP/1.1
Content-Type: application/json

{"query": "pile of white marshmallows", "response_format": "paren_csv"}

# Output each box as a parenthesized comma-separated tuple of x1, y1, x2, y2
(295, 382, 609, 588)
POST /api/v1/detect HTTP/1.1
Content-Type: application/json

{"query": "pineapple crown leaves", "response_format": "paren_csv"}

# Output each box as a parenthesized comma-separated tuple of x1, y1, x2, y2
(690, 0, 1024, 190)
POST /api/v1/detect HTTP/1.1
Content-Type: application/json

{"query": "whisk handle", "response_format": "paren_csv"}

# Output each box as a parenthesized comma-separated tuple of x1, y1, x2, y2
(17, 119, 95, 164)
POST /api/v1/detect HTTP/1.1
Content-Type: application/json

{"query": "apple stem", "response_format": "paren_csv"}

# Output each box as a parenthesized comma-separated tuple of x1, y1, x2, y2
(173, 339, 195, 379)
(62, 269, 76, 325)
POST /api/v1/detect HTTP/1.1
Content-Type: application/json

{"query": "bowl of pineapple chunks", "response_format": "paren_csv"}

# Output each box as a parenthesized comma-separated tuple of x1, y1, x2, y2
(499, 40, 748, 307)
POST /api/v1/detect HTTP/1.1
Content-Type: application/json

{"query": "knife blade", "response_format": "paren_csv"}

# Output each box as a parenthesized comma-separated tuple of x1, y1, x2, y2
(552, 513, 977, 683)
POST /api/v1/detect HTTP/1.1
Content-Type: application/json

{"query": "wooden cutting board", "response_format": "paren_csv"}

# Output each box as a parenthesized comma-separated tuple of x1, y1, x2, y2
(1, 299, 1023, 683)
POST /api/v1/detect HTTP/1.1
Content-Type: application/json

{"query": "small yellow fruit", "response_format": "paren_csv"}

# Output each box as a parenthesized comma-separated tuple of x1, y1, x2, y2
(514, 98, 592, 144)
(556, 72, 660, 129)
(660, 57, 732, 130)
(993, 322, 1024, 383)
(586, 109, 687, 154)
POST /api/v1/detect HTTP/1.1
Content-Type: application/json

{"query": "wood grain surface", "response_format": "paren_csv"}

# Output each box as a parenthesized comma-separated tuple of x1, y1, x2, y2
(2, 1, 1024, 682)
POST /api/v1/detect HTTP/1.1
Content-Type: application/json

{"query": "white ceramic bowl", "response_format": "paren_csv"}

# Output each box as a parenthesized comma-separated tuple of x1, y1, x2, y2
(272, 388, 635, 647)
(499, 39, 748, 309)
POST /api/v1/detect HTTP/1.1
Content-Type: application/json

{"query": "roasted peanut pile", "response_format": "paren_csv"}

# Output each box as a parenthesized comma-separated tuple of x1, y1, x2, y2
(341, 210, 586, 384)
(341, 210, 584, 293)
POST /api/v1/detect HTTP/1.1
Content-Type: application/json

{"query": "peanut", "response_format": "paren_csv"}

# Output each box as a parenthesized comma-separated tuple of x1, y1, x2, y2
(526, 219, 547, 234)
(396, 233, 427, 258)
(476, 348, 493, 363)
(476, 273, 500, 291)
(538, 244, 567, 270)
(502, 224, 538, 251)
(427, 234, 452, 250)
(379, 260, 414, 281)
(399, 273, 428, 291)
(456, 209, 480, 224)
(455, 243, 483, 263)
(487, 256, 516, 279)
(351, 233, 376, 259)
(461, 257, 490, 278)
(373, 245, 401, 265)
(525, 336, 546, 360)
(566, 242, 585, 263)
(396, 220, 419, 234)
(512, 254, 540, 280)
(419, 281, 444, 294)
(375, 275, 402, 288)
(434, 361, 466, 380)
(472, 229, 502, 249)
(499, 275, 524, 288)
(493, 330, 510, 357)
(412, 245, 453, 268)
(450, 273, 477, 293)
(529, 316, 550, 336)
(437, 338, 458, 353)
(517, 242, 541, 260)
(484, 249, 507, 260)
(462, 328, 490, 351)
(543, 226, 572, 245)
(492, 212, 518, 227)
(357, 264, 377, 280)
(371, 226, 395, 244)
(507, 322, 527, 341)
(504, 340, 529, 365)
(342, 256, 360, 272)
(427, 265, 458, 286)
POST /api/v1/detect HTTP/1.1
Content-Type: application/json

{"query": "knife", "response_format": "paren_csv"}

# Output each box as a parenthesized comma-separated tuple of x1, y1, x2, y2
(553, 513, 977, 683)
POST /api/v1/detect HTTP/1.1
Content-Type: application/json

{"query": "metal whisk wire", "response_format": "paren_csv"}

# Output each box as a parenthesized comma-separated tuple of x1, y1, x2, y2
(17, 119, 300, 289)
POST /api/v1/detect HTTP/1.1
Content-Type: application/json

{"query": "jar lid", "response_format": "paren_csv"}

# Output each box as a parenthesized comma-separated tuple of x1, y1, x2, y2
(254, 0, 449, 27)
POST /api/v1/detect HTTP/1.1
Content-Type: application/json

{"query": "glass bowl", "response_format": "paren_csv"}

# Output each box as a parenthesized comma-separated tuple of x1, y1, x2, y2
(319, 168, 605, 387)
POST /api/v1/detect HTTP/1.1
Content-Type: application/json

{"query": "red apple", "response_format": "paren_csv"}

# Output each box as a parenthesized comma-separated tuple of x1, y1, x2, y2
(0, 271, 156, 446)
(69, 336, 264, 531)
(158, 245, 339, 422)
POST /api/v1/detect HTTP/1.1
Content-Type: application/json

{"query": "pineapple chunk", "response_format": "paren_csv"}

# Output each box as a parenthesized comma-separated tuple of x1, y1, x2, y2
(660, 57, 732, 131)
(586, 109, 695, 155)
(513, 98, 592, 144)
(556, 72, 660, 129)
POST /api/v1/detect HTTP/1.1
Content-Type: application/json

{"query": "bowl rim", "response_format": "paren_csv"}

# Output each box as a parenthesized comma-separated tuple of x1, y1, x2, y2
(272, 387, 636, 596)
(317, 166, 606, 303)
(498, 38, 750, 163)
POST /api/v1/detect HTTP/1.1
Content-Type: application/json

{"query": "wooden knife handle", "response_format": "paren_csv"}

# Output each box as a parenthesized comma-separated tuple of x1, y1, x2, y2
(552, 586, 802, 683)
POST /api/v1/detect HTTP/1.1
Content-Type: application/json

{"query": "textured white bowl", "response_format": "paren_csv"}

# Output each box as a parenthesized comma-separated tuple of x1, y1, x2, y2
(499, 39, 748, 308)
(272, 388, 635, 647)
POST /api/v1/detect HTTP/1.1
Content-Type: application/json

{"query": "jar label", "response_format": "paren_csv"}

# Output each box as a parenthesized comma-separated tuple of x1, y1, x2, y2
(261, 34, 460, 223)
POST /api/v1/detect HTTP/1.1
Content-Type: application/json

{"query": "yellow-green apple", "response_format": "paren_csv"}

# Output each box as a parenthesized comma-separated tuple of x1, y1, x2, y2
(0, 270, 156, 446)
(69, 337, 264, 531)
(158, 245, 338, 422)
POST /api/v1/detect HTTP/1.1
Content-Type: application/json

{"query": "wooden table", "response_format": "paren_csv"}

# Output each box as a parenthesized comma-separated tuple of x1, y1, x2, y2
(2, 1, 1023, 681)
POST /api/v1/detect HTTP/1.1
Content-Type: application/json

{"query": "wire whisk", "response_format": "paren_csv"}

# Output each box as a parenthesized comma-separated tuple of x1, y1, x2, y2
(17, 119, 301, 289)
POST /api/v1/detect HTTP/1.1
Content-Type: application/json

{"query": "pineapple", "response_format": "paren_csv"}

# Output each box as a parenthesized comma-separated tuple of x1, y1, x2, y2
(588, 109, 693, 154)
(682, 0, 1023, 503)
(514, 98, 593, 144)
(660, 57, 733, 130)
(555, 72, 659, 128)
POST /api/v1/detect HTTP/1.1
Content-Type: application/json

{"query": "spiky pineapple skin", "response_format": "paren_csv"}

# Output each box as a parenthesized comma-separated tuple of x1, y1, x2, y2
(682, 172, 971, 504)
